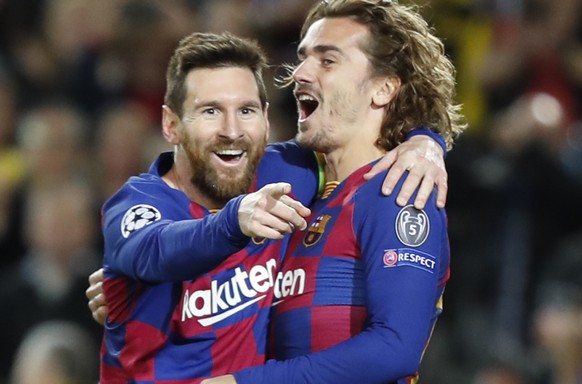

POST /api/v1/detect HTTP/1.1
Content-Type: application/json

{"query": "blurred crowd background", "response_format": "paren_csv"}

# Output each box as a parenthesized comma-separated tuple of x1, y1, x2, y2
(0, 0, 581, 383)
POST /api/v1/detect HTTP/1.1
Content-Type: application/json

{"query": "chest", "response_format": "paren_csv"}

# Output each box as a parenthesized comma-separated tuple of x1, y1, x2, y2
(175, 239, 283, 335)
(277, 196, 366, 309)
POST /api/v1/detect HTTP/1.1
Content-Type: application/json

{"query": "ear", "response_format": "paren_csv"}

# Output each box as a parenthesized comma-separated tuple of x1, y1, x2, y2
(372, 76, 401, 107)
(162, 105, 181, 145)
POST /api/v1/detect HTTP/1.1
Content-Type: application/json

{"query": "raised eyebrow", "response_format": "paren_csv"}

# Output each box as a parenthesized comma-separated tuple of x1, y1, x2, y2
(297, 44, 343, 58)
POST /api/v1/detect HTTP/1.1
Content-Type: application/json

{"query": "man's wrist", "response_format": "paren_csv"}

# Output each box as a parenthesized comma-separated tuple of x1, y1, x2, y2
(406, 127, 447, 157)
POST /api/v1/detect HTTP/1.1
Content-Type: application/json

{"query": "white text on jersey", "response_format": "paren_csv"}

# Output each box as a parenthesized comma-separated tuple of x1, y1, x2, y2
(181, 258, 305, 326)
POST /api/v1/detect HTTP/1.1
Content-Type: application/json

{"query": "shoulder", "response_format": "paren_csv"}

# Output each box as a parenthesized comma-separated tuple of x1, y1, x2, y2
(262, 140, 317, 167)
(352, 171, 448, 265)
(103, 173, 173, 211)
(102, 173, 190, 230)
(256, 140, 321, 205)
(353, 169, 397, 207)
(354, 169, 443, 223)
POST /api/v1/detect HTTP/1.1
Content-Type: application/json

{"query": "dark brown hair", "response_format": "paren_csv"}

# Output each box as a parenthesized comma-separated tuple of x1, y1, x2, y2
(164, 32, 269, 118)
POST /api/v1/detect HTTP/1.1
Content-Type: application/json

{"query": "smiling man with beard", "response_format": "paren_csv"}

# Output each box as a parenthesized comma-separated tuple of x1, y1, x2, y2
(163, 65, 268, 209)
(99, 33, 316, 382)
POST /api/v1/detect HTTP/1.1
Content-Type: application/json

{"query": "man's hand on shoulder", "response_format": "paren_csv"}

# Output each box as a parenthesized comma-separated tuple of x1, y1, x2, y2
(364, 135, 447, 209)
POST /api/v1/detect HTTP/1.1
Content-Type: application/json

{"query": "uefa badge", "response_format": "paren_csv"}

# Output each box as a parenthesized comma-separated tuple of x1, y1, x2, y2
(395, 205, 429, 247)
(383, 249, 398, 267)
(121, 204, 162, 238)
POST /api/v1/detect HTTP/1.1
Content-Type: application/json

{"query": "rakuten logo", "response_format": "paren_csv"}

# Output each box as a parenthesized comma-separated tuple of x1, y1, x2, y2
(182, 258, 305, 326)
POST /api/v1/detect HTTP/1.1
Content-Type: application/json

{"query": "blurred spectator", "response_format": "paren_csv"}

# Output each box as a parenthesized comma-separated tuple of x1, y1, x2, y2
(405, 0, 497, 132)
(9, 320, 99, 384)
(472, 360, 527, 384)
(198, 0, 254, 37)
(487, 90, 582, 355)
(0, 75, 20, 153)
(93, 101, 161, 202)
(0, 74, 26, 268)
(479, 0, 582, 123)
(15, 101, 89, 188)
(247, 0, 315, 141)
(3, 102, 93, 265)
(0, 0, 121, 113)
(429, 0, 582, 380)
(41, 0, 129, 117)
(533, 282, 582, 384)
(532, 227, 582, 382)
(440, 90, 582, 383)
(106, 0, 196, 125)
(0, 182, 102, 382)
(0, 0, 50, 106)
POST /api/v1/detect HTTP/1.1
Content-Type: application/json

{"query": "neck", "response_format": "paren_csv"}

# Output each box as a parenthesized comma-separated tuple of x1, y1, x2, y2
(162, 153, 224, 210)
(323, 139, 384, 182)
(322, 108, 386, 181)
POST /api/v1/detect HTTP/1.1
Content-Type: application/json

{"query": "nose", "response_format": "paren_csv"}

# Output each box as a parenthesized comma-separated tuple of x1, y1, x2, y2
(219, 111, 244, 141)
(292, 60, 314, 84)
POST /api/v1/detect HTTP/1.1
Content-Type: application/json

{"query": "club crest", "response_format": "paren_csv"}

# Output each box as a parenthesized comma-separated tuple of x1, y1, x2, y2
(395, 205, 429, 247)
(303, 214, 332, 247)
(121, 204, 162, 238)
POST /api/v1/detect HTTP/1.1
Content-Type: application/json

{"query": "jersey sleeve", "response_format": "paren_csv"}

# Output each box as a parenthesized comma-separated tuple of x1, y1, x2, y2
(255, 141, 323, 206)
(234, 173, 449, 384)
(406, 126, 448, 155)
(102, 179, 250, 283)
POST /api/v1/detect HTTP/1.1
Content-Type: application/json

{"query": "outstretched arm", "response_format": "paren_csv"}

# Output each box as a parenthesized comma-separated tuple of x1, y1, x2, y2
(89, 183, 311, 324)
(105, 183, 310, 283)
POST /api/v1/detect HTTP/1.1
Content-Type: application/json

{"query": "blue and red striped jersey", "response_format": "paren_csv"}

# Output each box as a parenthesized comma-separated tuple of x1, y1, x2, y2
(235, 160, 450, 384)
(100, 141, 319, 383)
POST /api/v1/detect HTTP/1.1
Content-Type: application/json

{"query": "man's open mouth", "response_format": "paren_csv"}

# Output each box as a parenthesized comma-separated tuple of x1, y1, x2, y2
(213, 149, 245, 164)
(297, 93, 319, 121)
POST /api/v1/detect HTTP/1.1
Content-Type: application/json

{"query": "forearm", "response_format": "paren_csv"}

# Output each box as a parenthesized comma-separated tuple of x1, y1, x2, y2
(105, 195, 249, 283)
(235, 270, 437, 383)
(235, 324, 425, 384)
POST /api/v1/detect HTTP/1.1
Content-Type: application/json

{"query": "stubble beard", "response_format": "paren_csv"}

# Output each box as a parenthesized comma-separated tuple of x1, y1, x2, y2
(296, 124, 334, 154)
(296, 87, 361, 154)
(183, 135, 266, 206)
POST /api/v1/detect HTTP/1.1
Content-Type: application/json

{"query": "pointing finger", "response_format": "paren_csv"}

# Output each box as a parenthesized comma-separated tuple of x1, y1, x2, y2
(263, 182, 291, 200)
(280, 195, 311, 218)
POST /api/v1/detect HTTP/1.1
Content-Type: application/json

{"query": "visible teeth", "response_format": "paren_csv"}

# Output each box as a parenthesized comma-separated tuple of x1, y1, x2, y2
(215, 149, 243, 156)
(298, 94, 316, 102)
